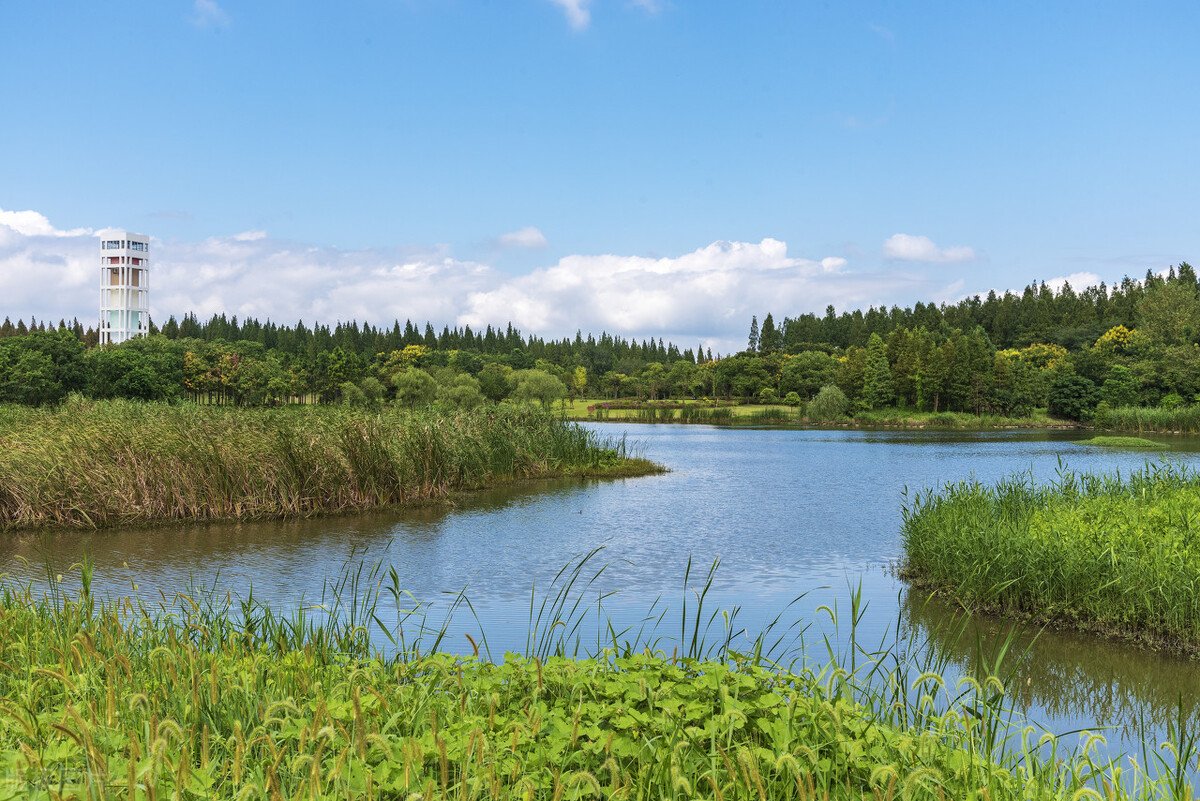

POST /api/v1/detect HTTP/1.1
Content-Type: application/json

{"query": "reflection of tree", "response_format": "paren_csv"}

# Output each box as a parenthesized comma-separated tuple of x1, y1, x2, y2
(901, 589, 1200, 736)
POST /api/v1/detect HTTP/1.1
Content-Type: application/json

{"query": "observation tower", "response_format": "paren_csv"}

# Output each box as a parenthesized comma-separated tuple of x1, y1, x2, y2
(99, 232, 150, 344)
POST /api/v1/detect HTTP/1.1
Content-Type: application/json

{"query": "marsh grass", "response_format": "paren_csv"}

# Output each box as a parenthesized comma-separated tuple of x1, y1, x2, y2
(1, 553, 1196, 799)
(901, 461, 1200, 654)
(1099, 406, 1200, 434)
(0, 399, 659, 530)
(1077, 436, 1167, 449)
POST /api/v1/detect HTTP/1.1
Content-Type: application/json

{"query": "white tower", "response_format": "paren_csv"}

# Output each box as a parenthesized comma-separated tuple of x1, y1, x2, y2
(99, 232, 150, 345)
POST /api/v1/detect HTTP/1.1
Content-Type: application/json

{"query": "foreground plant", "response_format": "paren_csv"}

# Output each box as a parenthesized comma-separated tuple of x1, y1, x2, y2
(0, 557, 1193, 800)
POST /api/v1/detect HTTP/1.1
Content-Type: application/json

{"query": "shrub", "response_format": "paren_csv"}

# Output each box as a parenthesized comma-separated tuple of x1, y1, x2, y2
(807, 384, 850, 422)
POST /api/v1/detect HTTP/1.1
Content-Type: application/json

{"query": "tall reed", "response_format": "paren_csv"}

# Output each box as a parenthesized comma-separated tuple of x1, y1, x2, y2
(1099, 405, 1200, 433)
(901, 461, 1200, 652)
(0, 398, 658, 529)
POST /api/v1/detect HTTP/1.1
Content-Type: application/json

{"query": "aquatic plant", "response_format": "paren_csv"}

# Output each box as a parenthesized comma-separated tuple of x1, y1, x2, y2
(1097, 405, 1200, 434)
(0, 399, 658, 530)
(901, 461, 1200, 653)
(1077, 436, 1167, 449)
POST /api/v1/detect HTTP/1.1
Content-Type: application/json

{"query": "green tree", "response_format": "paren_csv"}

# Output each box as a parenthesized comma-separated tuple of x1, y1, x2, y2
(1137, 280, 1200, 346)
(478, 363, 515, 403)
(1048, 374, 1099, 421)
(747, 316, 759, 352)
(759, 313, 782, 352)
(807, 384, 850, 421)
(1100, 365, 1140, 408)
(393, 369, 437, 407)
(511, 369, 568, 409)
(437, 373, 484, 408)
(779, 351, 837, 399)
(861, 333, 894, 410)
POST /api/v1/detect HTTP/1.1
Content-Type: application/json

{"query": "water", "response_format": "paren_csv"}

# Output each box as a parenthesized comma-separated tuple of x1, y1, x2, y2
(4, 423, 1200, 765)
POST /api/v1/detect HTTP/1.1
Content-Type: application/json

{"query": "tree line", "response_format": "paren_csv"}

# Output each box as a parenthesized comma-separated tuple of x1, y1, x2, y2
(0, 263, 1194, 419)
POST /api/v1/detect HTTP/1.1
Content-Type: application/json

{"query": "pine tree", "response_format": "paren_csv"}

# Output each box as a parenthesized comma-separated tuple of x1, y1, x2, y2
(747, 316, 759, 352)
(759, 313, 782, 352)
(862, 333, 895, 410)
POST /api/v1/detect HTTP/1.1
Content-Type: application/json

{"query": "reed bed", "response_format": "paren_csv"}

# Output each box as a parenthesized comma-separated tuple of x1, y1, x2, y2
(901, 462, 1200, 653)
(0, 557, 1191, 800)
(0, 399, 658, 530)
(1099, 405, 1200, 434)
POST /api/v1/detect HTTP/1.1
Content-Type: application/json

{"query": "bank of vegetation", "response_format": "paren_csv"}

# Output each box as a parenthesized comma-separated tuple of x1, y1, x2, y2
(1, 261, 1198, 427)
(901, 463, 1200, 654)
(1, 559, 1192, 800)
(0, 399, 657, 530)
(578, 399, 1059, 429)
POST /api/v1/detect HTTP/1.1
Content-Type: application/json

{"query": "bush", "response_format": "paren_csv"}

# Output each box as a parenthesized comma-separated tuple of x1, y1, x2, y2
(783, 391, 802, 407)
(807, 384, 850, 422)
(758, 387, 779, 404)
(1161, 392, 1185, 410)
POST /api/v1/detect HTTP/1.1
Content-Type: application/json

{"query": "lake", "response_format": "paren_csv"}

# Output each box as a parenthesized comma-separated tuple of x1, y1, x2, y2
(4, 423, 1199, 767)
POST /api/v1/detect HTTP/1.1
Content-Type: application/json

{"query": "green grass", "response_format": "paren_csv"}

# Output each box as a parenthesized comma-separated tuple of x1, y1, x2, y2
(1077, 436, 1167, 449)
(0, 399, 661, 530)
(0, 556, 1193, 800)
(901, 462, 1200, 654)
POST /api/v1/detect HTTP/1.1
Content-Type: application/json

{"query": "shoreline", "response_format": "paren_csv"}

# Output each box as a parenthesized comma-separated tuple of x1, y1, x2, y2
(0, 457, 667, 534)
(902, 570, 1200, 660)
(569, 414, 1090, 431)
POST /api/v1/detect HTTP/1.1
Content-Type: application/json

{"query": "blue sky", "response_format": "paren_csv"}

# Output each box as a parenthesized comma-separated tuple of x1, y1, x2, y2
(2, 1, 1198, 351)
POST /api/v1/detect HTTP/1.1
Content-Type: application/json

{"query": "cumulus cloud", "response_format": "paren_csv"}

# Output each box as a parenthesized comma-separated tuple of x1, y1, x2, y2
(882, 233, 975, 264)
(1044, 272, 1102, 294)
(496, 226, 548, 250)
(0, 206, 939, 353)
(190, 0, 230, 29)
(459, 239, 914, 351)
(548, 0, 590, 30)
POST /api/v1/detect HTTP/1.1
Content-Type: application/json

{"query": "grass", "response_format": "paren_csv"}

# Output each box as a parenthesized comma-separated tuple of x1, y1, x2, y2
(1098, 405, 1200, 434)
(1077, 436, 1167, 449)
(901, 461, 1200, 654)
(0, 399, 661, 530)
(0, 554, 1195, 800)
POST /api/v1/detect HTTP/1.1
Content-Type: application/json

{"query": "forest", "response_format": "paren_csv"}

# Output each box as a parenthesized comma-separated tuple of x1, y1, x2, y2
(1, 263, 1196, 421)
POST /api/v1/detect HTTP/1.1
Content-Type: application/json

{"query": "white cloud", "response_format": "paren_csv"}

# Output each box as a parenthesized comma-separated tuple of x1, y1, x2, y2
(882, 233, 975, 264)
(1044, 272, 1102, 294)
(496, 226, 548, 250)
(0, 209, 91, 240)
(548, 0, 590, 30)
(0, 206, 944, 353)
(190, 0, 230, 29)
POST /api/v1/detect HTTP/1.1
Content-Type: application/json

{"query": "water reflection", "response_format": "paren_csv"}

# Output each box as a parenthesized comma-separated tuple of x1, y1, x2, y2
(903, 589, 1200, 737)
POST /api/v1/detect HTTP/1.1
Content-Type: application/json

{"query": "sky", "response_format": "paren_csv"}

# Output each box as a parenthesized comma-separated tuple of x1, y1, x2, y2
(2, 1, 1198, 353)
